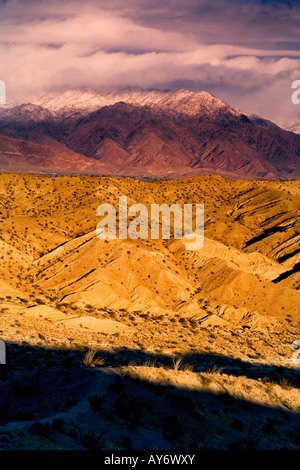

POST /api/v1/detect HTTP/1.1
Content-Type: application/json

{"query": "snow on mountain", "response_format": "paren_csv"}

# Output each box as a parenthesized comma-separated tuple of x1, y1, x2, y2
(32, 88, 249, 119)
(286, 123, 300, 135)
(276, 113, 300, 136)
(0, 88, 299, 180)
(0, 103, 57, 122)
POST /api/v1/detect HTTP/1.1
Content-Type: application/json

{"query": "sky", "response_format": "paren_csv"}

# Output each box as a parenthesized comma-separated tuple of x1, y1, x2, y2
(0, 0, 300, 126)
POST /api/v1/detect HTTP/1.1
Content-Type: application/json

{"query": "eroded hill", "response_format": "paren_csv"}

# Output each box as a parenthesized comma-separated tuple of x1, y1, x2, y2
(0, 172, 298, 360)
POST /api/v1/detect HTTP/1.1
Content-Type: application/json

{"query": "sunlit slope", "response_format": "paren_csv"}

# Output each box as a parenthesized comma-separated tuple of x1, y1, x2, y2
(0, 173, 298, 322)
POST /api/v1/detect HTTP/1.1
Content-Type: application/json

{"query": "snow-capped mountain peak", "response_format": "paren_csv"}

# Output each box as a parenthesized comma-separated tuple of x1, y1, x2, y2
(30, 87, 244, 118)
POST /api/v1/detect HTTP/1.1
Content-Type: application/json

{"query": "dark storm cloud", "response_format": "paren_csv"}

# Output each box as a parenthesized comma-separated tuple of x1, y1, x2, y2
(0, 0, 299, 125)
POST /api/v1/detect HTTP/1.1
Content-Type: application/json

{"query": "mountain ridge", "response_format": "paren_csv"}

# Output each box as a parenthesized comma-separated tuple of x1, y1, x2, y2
(0, 88, 299, 180)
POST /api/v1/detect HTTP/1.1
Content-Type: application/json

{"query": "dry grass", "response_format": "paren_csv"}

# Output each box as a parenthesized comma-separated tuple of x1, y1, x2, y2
(172, 354, 185, 371)
(119, 365, 300, 413)
(82, 349, 105, 367)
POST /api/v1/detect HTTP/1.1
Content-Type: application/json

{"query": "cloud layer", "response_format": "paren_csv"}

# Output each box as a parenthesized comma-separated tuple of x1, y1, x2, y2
(0, 0, 300, 125)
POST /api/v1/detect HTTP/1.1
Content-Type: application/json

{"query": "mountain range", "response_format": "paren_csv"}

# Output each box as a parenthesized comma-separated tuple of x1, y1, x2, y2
(0, 88, 299, 180)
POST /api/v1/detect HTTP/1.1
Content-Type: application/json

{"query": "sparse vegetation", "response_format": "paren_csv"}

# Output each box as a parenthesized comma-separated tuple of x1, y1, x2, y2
(0, 173, 299, 450)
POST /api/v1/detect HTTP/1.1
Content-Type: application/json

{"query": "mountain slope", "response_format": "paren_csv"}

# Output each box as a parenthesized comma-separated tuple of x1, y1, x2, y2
(62, 100, 300, 179)
(0, 89, 299, 179)
(0, 132, 116, 174)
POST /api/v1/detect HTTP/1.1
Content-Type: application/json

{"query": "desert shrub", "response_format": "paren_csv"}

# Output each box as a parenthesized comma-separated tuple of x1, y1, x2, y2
(217, 391, 235, 406)
(279, 377, 294, 390)
(172, 354, 185, 371)
(29, 421, 51, 437)
(109, 377, 125, 395)
(81, 430, 104, 449)
(113, 395, 141, 430)
(13, 380, 39, 398)
(65, 398, 78, 409)
(121, 436, 132, 449)
(163, 414, 183, 442)
(82, 349, 104, 367)
(88, 394, 103, 412)
(262, 418, 277, 435)
(231, 418, 244, 431)
(52, 418, 64, 431)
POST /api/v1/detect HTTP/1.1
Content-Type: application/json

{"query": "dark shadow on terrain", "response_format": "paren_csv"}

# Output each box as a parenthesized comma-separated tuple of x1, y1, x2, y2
(244, 223, 296, 248)
(2, 341, 300, 389)
(278, 247, 300, 264)
(272, 262, 300, 283)
(0, 342, 300, 450)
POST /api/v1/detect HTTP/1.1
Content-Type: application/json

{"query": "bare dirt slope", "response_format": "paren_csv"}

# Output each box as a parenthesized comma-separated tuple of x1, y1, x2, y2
(0, 172, 298, 358)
